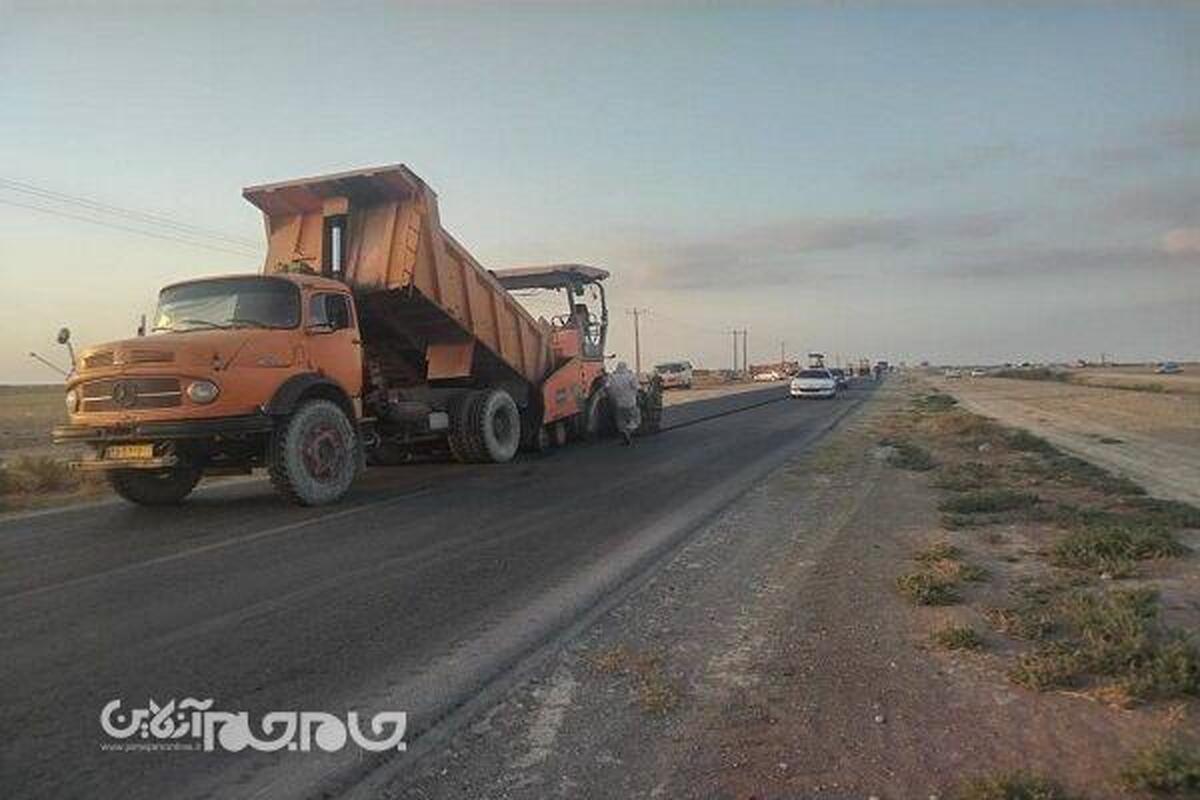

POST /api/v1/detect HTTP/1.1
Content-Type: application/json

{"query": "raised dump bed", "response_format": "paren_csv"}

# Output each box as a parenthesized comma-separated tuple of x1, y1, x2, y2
(243, 165, 553, 391)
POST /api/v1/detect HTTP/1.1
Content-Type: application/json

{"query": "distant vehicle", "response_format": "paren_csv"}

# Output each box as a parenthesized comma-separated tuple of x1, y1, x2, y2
(654, 361, 694, 389)
(1156, 361, 1183, 375)
(753, 370, 783, 382)
(970, 369, 987, 377)
(790, 368, 837, 399)
(829, 367, 849, 388)
(944, 369, 963, 379)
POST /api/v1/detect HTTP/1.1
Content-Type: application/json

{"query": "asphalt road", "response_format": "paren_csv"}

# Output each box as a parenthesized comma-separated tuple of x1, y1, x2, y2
(1, 381, 874, 800)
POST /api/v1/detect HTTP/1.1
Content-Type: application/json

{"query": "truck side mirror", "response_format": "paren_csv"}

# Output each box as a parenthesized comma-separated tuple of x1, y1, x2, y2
(56, 327, 71, 345)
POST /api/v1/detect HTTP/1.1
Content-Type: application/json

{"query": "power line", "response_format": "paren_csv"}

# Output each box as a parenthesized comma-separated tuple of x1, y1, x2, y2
(0, 176, 260, 249)
(0, 197, 259, 258)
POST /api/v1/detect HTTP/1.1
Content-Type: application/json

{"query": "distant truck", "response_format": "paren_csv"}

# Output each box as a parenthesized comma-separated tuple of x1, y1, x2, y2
(53, 165, 661, 506)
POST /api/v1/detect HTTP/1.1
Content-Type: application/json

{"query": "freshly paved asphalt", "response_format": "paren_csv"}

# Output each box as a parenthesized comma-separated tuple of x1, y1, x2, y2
(1, 381, 874, 800)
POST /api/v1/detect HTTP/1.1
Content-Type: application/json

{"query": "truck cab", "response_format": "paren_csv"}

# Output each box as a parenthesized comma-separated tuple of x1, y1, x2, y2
(55, 272, 365, 506)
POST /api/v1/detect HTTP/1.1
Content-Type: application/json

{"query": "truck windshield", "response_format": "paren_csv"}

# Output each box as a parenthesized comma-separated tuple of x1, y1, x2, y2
(153, 278, 300, 332)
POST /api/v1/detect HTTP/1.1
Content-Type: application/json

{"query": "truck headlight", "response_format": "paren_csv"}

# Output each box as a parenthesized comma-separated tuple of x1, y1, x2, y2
(186, 380, 219, 404)
(65, 389, 79, 413)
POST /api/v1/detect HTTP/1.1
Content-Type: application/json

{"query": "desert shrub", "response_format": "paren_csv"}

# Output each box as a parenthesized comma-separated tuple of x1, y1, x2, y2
(1005, 429, 1058, 454)
(912, 392, 958, 412)
(1120, 740, 1200, 794)
(933, 461, 1000, 491)
(6, 456, 78, 494)
(1003, 588, 1199, 701)
(897, 570, 960, 606)
(886, 440, 937, 471)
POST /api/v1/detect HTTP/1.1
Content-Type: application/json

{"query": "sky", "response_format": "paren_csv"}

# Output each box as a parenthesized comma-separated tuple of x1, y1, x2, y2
(2, 1, 1198, 382)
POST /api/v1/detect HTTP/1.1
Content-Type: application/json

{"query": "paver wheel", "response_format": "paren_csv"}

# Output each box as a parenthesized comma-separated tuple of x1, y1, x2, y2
(108, 464, 202, 506)
(581, 388, 614, 441)
(269, 399, 360, 506)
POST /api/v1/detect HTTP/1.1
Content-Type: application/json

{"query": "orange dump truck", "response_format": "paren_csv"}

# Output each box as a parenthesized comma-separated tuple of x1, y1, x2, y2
(53, 165, 660, 506)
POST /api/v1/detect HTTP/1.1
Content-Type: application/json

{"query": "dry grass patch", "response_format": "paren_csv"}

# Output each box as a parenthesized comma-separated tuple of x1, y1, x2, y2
(932, 624, 985, 651)
(1003, 587, 1200, 703)
(897, 542, 988, 606)
(939, 489, 1040, 515)
(590, 644, 680, 714)
(956, 770, 1076, 800)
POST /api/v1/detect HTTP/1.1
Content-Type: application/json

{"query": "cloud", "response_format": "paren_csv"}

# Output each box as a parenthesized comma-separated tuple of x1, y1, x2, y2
(1090, 115, 1200, 168)
(865, 144, 1021, 186)
(1104, 182, 1200, 227)
(631, 211, 1019, 289)
(1162, 227, 1200, 256)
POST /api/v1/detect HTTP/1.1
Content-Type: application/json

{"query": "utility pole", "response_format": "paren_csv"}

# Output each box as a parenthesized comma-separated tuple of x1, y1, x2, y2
(730, 330, 740, 373)
(780, 341, 786, 372)
(742, 329, 748, 376)
(626, 308, 648, 376)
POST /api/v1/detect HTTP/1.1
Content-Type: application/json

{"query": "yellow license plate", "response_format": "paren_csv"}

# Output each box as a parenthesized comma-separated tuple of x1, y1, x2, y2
(105, 444, 155, 460)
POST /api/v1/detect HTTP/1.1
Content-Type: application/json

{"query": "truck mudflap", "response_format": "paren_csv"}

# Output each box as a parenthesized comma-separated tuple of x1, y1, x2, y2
(52, 414, 275, 445)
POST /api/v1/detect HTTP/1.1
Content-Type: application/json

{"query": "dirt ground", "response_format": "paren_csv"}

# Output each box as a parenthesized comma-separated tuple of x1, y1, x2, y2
(938, 376, 1200, 506)
(1071, 364, 1200, 396)
(400, 377, 1198, 799)
(0, 384, 66, 458)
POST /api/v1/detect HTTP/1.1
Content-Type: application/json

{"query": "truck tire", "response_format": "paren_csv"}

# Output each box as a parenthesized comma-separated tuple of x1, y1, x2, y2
(268, 399, 360, 506)
(108, 464, 202, 506)
(447, 391, 480, 463)
(462, 389, 521, 463)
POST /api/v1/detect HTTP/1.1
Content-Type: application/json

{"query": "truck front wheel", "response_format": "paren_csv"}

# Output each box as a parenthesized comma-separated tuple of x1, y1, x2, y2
(108, 464, 202, 506)
(269, 399, 360, 506)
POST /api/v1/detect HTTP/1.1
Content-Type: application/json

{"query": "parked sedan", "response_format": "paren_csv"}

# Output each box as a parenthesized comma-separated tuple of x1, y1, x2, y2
(790, 368, 837, 399)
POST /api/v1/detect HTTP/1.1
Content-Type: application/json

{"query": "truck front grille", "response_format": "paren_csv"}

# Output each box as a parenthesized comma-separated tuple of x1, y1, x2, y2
(80, 377, 183, 412)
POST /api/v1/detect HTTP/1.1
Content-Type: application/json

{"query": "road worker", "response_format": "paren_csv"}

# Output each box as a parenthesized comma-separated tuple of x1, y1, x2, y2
(606, 362, 641, 445)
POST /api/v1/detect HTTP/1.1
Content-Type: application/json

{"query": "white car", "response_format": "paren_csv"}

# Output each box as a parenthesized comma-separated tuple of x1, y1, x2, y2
(653, 361, 693, 389)
(753, 370, 782, 382)
(790, 368, 837, 399)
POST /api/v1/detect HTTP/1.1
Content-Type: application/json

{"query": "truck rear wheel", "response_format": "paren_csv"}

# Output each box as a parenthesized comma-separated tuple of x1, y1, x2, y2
(269, 399, 360, 506)
(447, 392, 478, 463)
(455, 389, 521, 463)
(108, 464, 202, 506)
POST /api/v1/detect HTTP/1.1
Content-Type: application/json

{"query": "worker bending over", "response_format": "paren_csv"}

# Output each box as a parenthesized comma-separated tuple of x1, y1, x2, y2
(606, 362, 641, 445)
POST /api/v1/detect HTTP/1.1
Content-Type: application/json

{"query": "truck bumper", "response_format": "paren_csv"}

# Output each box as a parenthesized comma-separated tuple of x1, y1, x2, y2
(52, 414, 275, 445)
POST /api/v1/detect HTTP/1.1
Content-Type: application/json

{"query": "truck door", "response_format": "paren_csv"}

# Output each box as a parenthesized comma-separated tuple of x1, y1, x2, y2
(304, 292, 363, 401)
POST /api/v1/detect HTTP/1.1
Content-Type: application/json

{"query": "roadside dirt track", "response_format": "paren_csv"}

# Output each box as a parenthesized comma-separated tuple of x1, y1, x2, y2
(938, 376, 1200, 506)
(400, 378, 1174, 799)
